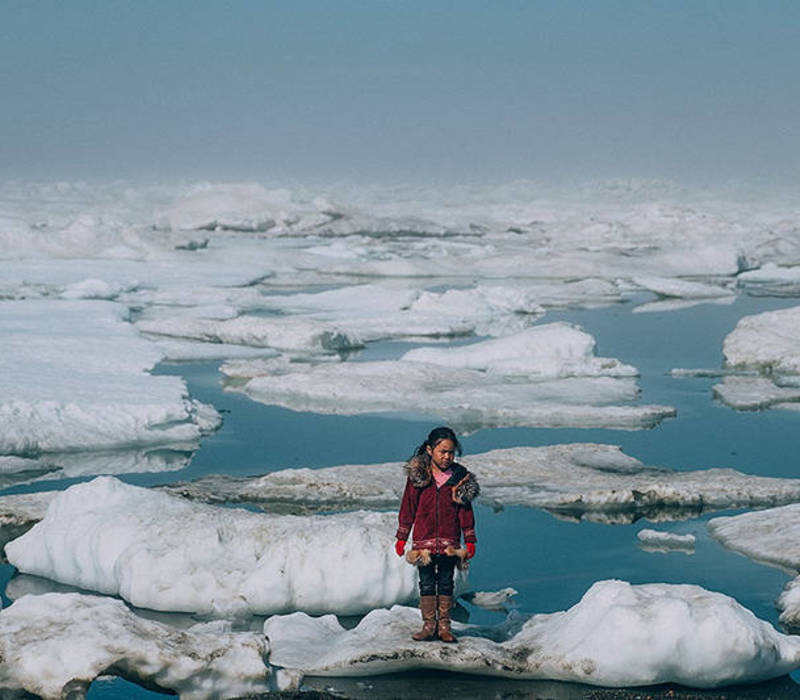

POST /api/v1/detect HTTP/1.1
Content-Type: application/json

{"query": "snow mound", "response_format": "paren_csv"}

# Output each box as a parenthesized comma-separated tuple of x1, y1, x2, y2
(0, 300, 220, 455)
(5, 477, 416, 616)
(264, 579, 800, 687)
(723, 305, 800, 374)
(0, 592, 269, 699)
(402, 323, 637, 378)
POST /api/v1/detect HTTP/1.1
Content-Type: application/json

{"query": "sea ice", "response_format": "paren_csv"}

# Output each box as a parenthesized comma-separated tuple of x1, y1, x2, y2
(637, 528, 696, 553)
(136, 314, 364, 355)
(631, 275, 735, 299)
(222, 327, 673, 431)
(712, 305, 800, 412)
(0, 300, 220, 456)
(5, 477, 417, 616)
(402, 324, 637, 378)
(264, 579, 800, 687)
(161, 443, 800, 521)
(459, 587, 518, 611)
(708, 505, 800, 628)
(0, 592, 270, 699)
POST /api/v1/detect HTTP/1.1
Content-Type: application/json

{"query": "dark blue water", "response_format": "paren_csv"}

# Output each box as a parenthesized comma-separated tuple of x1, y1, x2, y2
(5, 292, 800, 697)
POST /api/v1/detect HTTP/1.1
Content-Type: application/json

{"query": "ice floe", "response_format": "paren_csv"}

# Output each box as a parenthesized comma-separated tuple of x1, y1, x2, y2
(711, 305, 800, 412)
(5, 476, 417, 616)
(162, 443, 800, 522)
(0, 592, 269, 699)
(264, 579, 800, 687)
(637, 528, 696, 553)
(722, 305, 800, 374)
(708, 505, 800, 629)
(632, 275, 735, 300)
(402, 324, 636, 378)
(459, 587, 518, 611)
(0, 300, 220, 456)
(222, 327, 674, 431)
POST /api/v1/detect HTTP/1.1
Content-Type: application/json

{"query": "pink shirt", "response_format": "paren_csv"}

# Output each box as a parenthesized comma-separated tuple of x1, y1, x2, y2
(433, 467, 452, 488)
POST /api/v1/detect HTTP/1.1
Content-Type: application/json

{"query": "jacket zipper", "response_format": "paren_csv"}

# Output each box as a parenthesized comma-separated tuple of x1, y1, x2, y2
(434, 483, 440, 555)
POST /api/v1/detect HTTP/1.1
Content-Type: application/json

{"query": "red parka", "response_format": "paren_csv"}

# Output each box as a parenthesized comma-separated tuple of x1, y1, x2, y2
(396, 455, 479, 554)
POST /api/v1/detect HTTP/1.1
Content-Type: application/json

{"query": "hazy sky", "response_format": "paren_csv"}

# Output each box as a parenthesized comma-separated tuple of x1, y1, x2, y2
(2, 1, 799, 184)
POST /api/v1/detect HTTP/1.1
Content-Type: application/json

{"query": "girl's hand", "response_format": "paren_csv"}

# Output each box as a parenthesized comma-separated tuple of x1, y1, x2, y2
(395, 540, 406, 557)
(466, 542, 476, 559)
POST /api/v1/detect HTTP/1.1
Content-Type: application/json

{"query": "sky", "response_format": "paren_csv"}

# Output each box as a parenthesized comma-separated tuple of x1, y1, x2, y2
(1, 1, 799, 185)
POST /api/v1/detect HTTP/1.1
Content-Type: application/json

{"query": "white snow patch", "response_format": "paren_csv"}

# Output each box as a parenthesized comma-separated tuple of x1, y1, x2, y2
(722, 305, 800, 374)
(5, 477, 418, 616)
(264, 580, 800, 687)
(402, 324, 637, 378)
(0, 300, 220, 455)
(0, 592, 269, 699)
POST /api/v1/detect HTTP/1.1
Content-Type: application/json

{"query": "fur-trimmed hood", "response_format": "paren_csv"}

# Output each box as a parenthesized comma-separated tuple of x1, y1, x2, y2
(404, 455, 480, 504)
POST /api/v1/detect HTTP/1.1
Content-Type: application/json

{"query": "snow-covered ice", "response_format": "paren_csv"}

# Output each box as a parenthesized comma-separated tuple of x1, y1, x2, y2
(222, 327, 674, 431)
(0, 300, 220, 456)
(708, 505, 800, 628)
(264, 579, 800, 687)
(712, 305, 800, 412)
(5, 476, 417, 616)
(162, 443, 800, 521)
(632, 275, 735, 300)
(402, 323, 637, 378)
(722, 305, 800, 374)
(0, 592, 270, 699)
(137, 314, 364, 355)
(459, 587, 518, 611)
(637, 528, 696, 553)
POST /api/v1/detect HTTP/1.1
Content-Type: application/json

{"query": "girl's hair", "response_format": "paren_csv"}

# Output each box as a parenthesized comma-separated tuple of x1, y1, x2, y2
(413, 426, 462, 459)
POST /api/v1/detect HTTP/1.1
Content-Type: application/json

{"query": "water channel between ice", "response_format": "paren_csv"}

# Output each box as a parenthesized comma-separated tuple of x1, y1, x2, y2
(4, 292, 800, 698)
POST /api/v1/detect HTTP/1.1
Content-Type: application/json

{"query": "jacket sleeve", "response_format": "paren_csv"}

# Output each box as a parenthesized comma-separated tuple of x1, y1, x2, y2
(459, 501, 476, 543)
(396, 478, 419, 541)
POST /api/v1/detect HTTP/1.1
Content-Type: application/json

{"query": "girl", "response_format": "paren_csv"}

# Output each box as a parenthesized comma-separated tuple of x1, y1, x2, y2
(395, 426, 479, 643)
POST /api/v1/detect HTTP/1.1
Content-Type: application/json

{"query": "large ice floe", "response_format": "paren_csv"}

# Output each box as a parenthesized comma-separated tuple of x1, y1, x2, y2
(222, 324, 676, 431)
(264, 579, 800, 688)
(708, 505, 800, 630)
(0, 299, 220, 462)
(0, 592, 270, 699)
(162, 443, 800, 522)
(712, 305, 800, 411)
(4, 476, 416, 616)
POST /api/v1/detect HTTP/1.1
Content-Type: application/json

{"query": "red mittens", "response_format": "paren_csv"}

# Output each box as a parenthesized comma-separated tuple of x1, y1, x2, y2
(395, 539, 406, 557)
(466, 542, 476, 559)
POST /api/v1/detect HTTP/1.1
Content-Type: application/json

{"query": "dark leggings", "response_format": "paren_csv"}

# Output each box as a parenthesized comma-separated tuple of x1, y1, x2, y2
(418, 554, 457, 596)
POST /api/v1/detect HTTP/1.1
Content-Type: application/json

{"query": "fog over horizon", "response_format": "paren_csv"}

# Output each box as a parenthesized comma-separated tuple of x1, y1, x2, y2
(2, 1, 799, 187)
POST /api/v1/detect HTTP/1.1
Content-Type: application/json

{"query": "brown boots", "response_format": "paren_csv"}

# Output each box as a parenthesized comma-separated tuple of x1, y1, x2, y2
(411, 595, 457, 643)
(411, 595, 438, 641)
(437, 595, 456, 643)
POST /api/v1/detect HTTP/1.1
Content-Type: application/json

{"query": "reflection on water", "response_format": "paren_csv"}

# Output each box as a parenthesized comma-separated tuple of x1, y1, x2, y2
(4, 293, 800, 697)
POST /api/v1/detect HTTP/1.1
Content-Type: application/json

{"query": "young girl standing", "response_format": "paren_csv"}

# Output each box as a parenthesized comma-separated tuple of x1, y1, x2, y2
(395, 426, 479, 643)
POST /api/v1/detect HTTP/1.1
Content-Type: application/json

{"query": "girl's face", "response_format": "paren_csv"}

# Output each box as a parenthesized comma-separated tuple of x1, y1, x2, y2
(427, 438, 456, 471)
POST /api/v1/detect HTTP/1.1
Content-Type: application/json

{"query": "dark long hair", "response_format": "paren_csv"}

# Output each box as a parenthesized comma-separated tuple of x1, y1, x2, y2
(412, 426, 463, 459)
